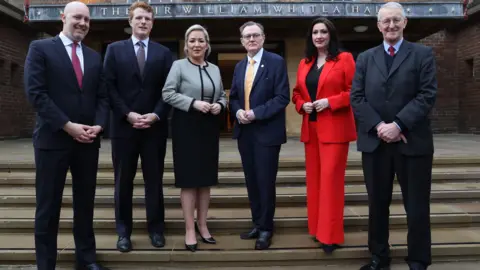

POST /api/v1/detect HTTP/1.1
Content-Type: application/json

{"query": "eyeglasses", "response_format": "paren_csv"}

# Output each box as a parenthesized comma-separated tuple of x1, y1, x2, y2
(242, 33, 262, 40)
(379, 17, 403, 26)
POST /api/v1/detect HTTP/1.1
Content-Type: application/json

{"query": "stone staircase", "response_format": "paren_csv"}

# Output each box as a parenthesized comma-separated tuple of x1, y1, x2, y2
(1, 156, 480, 268)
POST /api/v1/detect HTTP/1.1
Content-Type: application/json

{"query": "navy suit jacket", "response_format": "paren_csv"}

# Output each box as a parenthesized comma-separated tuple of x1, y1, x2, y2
(229, 50, 290, 146)
(24, 35, 109, 149)
(104, 39, 173, 138)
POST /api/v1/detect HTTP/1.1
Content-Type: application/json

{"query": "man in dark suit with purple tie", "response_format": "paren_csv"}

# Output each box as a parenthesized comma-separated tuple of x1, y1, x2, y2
(229, 21, 290, 250)
(23, 2, 109, 270)
(103, 1, 173, 253)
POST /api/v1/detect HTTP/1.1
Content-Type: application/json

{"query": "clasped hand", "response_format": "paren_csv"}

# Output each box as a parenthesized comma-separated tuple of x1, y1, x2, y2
(236, 109, 255, 124)
(302, 98, 329, 114)
(193, 100, 222, 115)
(63, 122, 102, 143)
(377, 122, 407, 144)
(127, 112, 158, 129)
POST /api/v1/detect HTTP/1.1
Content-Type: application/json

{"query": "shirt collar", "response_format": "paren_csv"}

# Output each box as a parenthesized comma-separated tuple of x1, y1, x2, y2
(248, 48, 263, 64)
(383, 38, 403, 54)
(59, 32, 82, 48)
(132, 35, 149, 48)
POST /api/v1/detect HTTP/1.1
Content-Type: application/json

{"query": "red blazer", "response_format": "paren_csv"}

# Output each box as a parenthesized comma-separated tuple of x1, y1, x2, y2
(292, 52, 357, 143)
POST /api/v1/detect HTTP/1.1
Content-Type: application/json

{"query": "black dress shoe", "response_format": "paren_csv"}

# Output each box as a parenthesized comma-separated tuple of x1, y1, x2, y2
(320, 243, 341, 254)
(359, 258, 391, 270)
(149, 232, 165, 248)
(195, 223, 216, 244)
(116, 236, 132, 253)
(240, 227, 260, 239)
(409, 262, 427, 270)
(254, 231, 272, 250)
(185, 242, 198, 252)
(76, 263, 110, 270)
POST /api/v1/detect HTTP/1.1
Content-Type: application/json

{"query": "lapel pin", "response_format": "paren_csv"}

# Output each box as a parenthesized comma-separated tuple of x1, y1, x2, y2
(261, 64, 264, 68)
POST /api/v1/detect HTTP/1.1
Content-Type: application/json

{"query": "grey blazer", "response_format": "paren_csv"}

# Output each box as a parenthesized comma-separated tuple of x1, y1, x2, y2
(162, 58, 227, 112)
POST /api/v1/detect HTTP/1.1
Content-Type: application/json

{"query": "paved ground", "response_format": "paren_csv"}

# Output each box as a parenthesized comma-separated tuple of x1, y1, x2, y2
(1, 134, 480, 164)
(0, 262, 479, 269)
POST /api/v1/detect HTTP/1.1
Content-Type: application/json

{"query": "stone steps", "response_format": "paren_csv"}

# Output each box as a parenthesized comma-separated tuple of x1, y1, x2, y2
(0, 201, 478, 230)
(1, 156, 480, 171)
(0, 182, 479, 206)
(2, 166, 480, 185)
(0, 228, 479, 265)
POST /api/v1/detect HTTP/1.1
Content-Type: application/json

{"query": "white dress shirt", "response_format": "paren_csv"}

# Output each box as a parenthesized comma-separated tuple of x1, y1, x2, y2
(59, 32, 84, 73)
(131, 35, 149, 60)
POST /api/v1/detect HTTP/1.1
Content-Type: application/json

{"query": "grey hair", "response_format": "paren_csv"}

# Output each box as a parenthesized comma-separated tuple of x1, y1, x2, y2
(239, 21, 265, 36)
(377, 2, 406, 21)
(184, 24, 211, 58)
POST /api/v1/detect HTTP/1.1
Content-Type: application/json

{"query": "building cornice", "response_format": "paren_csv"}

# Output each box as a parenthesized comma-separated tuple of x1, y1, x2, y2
(0, 0, 24, 21)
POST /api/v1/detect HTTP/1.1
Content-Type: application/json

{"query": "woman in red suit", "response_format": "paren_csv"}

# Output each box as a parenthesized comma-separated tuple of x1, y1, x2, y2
(292, 17, 357, 254)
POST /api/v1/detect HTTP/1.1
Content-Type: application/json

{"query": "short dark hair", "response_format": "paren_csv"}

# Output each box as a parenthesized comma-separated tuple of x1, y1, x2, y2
(304, 17, 342, 63)
(239, 21, 265, 36)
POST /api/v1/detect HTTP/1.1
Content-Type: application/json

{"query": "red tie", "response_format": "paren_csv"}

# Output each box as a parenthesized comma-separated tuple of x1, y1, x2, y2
(71, 42, 83, 88)
(388, 46, 395, 57)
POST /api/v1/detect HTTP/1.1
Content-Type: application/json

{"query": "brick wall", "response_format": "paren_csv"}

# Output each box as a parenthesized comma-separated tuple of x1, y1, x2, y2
(456, 20, 480, 133)
(0, 14, 38, 138)
(419, 16, 480, 134)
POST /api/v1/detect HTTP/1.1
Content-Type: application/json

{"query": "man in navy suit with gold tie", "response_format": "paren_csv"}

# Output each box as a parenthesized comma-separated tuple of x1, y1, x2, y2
(229, 21, 290, 250)
(24, 2, 109, 269)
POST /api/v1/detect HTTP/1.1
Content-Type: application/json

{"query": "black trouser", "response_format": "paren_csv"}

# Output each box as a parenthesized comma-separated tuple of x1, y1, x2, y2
(112, 132, 167, 237)
(35, 144, 99, 270)
(362, 143, 432, 267)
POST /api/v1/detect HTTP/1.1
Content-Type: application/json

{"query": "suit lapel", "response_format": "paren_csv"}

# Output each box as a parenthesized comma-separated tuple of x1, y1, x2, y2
(142, 40, 155, 82)
(81, 46, 92, 91)
(316, 60, 336, 98)
(237, 57, 247, 102)
(250, 56, 266, 93)
(53, 36, 79, 90)
(388, 41, 412, 78)
(300, 60, 314, 101)
(125, 39, 142, 82)
(373, 45, 388, 80)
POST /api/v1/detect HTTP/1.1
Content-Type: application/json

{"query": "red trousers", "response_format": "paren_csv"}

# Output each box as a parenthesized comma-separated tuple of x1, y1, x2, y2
(304, 122, 349, 244)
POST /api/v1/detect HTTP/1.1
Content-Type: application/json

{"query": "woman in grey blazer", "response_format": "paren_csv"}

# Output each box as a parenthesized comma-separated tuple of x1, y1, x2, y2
(162, 24, 227, 252)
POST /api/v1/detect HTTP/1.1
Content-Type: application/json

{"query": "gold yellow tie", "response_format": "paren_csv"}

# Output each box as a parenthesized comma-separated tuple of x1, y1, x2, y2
(244, 59, 255, 111)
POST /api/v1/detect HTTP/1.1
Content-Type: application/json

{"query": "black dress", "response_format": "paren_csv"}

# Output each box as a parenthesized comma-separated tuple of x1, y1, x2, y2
(170, 61, 221, 188)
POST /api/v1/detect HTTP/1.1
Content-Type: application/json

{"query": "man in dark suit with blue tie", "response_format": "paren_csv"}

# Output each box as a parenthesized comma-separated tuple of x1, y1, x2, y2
(103, 1, 172, 252)
(24, 2, 109, 270)
(229, 21, 290, 250)
(351, 2, 437, 270)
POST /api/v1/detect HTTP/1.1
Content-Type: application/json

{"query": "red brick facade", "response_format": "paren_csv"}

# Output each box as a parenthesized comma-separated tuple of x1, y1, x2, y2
(420, 13, 480, 133)
(0, 14, 38, 138)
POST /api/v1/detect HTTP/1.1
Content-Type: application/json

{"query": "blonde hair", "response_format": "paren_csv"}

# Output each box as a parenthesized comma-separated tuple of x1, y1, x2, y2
(184, 24, 211, 58)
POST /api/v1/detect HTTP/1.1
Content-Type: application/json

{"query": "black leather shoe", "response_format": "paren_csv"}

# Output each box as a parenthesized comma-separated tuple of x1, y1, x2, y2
(195, 223, 216, 244)
(185, 242, 198, 252)
(116, 236, 132, 253)
(149, 232, 166, 248)
(240, 227, 260, 239)
(409, 262, 427, 270)
(254, 231, 272, 250)
(320, 243, 341, 254)
(76, 263, 110, 270)
(359, 258, 391, 270)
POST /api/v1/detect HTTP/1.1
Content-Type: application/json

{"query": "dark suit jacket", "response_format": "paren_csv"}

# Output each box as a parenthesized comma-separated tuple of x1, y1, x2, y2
(350, 40, 437, 156)
(104, 39, 173, 138)
(24, 35, 109, 149)
(229, 50, 290, 146)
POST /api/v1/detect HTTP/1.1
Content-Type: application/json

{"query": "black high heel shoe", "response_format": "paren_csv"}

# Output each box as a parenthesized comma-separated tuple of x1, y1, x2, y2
(320, 243, 341, 254)
(185, 242, 197, 252)
(195, 222, 216, 244)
